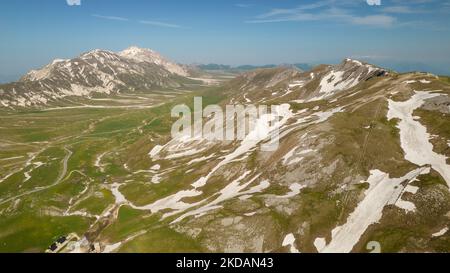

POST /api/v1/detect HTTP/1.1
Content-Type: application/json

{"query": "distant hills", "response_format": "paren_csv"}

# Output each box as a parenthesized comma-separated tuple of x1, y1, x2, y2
(197, 61, 450, 76)
(196, 63, 314, 73)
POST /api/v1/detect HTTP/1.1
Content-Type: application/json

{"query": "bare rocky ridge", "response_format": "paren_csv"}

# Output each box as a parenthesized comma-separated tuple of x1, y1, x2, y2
(220, 58, 388, 105)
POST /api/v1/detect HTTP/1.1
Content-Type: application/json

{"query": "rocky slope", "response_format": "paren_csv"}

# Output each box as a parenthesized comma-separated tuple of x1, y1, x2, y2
(97, 60, 449, 253)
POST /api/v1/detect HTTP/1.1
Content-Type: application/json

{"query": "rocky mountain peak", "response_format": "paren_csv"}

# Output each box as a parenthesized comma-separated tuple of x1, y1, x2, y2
(119, 46, 188, 76)
(0, 46, 196, 108)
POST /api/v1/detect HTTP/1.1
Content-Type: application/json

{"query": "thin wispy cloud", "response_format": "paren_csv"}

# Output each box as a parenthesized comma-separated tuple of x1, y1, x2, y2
(92, 14, 129, 21)
(387, 0, 449, 15)
(255, 0, 335, 19)
(366, 0, 381, 6)
(235, 3, 253, 8)
(139, 20, 184, 28)
(352, 14, 395, 26)
(66, 0, 81, 6)
(91, 14, 186, 29)
(247, 4, 397, 27)
(382, 6, 418, 13)
(244, 0, 445, 27)
(350, 54, 390, 60)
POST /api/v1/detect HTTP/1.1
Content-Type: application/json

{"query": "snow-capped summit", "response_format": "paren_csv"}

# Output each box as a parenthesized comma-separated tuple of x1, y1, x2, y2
(342, 58, 382, 73)
(119, 46, 157, 59)
(344, 58, 364, 66)
(119, 46, 188, 76)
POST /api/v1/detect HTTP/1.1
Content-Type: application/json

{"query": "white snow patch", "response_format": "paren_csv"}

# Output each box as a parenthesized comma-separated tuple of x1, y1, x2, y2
(346, 58, 363, 66)
(395, 199, 416, 213)
(0, 172, 15, 184)
(150, 164, 161, 171)
(288, 81, 305, 88)
(387, 91, 450, 187)
(314, 238, 326, 252)
(191, 104, 293, 189)
(318, 70, 359, 96)
(313, 107, 343, 123)
(283, 147, 315, 166)
(319, 167, 430, 253)
(131, 104, 295, 219)
(278, 183, 306, 198)
(0, 156, 24, 161)
(165, 147, 207, 160)
(148, 145, 164, 158)
(102, 242, 122, 253)
(404, 185, 419, 194)
(432, 227, 448, 237)
(33, 162, 44, 168)
(282, 147, 299, 165)
(23, 171, 32, 182)
(95, 152, 107, 172)
(110, 183, 128, 205)
(404, 80, 417, 84)
(151, 174, 162, 184)
(188, 77, 221, 85)
(187, 154, 216, 165)
(282, 233, 300, 253)
(173, 173, 269, 223)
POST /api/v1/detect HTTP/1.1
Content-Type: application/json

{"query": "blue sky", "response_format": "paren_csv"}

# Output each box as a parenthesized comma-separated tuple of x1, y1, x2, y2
(1, 0, 450, 82)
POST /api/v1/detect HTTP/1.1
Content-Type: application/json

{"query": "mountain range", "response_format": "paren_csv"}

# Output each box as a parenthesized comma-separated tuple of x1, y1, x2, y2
(0, 47, 198, 108)
(0, 47, 449, 253)
(196, 63, 313, 73)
